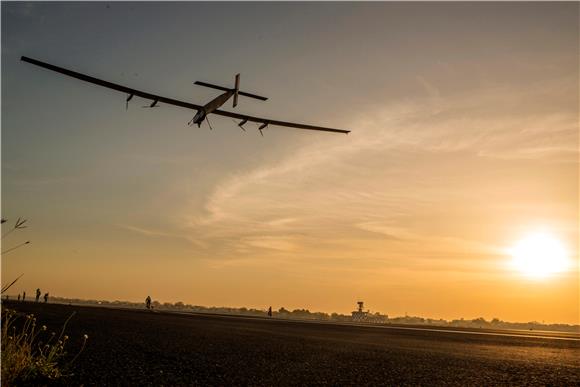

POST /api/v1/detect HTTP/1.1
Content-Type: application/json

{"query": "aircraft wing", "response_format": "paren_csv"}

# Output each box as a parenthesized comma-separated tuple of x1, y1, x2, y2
(21, 56, 350, 134)
(211, 109, 350, 134)
(21, 56, 204, 111)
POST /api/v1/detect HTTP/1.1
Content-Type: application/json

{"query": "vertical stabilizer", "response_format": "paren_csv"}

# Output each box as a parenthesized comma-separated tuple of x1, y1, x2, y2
(233, 73, 240, 108)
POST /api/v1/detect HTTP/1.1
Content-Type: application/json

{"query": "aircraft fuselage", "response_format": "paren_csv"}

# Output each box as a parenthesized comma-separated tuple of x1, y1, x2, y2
(193, 90, 235, 127)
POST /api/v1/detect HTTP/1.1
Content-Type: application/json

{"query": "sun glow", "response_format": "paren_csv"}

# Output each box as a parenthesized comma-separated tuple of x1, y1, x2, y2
(509, 232, 570, 279)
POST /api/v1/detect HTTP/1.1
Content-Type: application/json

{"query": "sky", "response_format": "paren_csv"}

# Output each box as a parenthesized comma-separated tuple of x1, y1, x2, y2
(1, 2, 578, 324)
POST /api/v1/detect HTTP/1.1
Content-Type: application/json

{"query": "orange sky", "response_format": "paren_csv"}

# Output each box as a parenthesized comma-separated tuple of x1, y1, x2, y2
(2, 2, 578, 324)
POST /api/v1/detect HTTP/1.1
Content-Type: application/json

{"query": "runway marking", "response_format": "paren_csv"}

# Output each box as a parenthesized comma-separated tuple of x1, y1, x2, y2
(172, 311, 580, 342)
(355, 323, 580, 342)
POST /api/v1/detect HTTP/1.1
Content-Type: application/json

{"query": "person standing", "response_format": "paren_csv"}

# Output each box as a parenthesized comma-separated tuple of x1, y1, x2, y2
(18, 294, 21, 301)
(268, 306, 273, 317)
(22, 291, 26, 302)
(43, 292, 49, 303)
(35, 288, 41, 302)
(145, 296, 151, 310)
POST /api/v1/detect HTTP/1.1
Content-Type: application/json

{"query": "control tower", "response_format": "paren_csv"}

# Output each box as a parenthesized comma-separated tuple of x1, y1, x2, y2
(351, 301, 387, 323)
(351, 301, 368, 322)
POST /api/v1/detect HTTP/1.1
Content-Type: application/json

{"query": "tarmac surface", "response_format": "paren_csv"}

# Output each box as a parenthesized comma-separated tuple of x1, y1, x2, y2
(4, 302, 579, 386)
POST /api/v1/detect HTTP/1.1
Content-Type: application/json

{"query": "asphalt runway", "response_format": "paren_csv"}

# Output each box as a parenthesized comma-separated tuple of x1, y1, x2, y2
(4, 302, 579, 386)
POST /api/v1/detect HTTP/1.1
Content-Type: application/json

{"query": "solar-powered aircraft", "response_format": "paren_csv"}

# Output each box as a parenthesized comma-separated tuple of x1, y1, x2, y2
(21, 56, 350, 135)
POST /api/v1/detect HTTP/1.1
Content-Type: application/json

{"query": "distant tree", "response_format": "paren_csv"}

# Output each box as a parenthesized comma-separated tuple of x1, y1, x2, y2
(472, 317, 488, 326)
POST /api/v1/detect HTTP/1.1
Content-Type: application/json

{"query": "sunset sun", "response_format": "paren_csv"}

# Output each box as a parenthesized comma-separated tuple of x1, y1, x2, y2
(509, 232, 570, 279)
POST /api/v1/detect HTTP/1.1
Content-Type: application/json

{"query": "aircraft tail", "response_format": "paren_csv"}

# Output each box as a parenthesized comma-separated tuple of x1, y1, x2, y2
(194, 74, 268, 107)
(233, 74, 240, 108)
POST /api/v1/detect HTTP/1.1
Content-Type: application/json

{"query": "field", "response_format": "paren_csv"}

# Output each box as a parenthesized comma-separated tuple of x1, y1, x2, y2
(4, 302, 579, 386)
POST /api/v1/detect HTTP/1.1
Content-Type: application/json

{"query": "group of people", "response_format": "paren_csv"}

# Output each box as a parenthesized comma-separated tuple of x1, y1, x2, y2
(143, 296, 274, 318)
(15, 288, 48, 303)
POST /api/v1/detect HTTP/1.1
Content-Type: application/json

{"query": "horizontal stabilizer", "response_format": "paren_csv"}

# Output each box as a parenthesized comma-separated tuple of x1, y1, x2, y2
(193, 81, 230, 92)
(238, 91, 268, 101)
(194, 79, 267, 101)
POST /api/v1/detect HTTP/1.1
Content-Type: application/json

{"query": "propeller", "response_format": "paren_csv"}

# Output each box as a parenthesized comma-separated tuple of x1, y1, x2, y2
(125, 93, 134, 110)
(258, 122, 268, 136)
(142, 100, 159, 108)
(233, 118, 247, 132)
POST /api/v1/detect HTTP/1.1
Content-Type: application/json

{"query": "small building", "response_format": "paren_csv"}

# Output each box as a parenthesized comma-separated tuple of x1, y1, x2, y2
(351, 301, 387, 323)
(351, 301, 368, 321)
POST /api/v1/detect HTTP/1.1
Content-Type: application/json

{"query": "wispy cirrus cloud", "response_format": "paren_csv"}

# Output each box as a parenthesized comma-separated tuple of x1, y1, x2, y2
(170, 75, 578, 270)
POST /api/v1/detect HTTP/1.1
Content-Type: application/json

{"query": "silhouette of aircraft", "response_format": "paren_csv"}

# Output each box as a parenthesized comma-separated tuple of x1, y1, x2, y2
(21, 56, 350, 135)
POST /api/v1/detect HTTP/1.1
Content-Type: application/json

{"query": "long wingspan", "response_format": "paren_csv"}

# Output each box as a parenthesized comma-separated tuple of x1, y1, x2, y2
(21, 56, 350, 134)
(212, 109, 348, 134)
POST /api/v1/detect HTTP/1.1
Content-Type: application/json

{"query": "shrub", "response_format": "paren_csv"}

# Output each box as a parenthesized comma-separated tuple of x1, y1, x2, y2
(1, 308, 88, 385)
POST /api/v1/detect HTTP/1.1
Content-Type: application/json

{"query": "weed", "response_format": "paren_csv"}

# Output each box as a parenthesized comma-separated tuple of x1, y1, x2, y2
(1, 308, 88, 385)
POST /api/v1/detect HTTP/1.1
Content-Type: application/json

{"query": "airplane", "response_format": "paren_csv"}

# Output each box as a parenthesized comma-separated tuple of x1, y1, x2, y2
(20, 56, 350, 135)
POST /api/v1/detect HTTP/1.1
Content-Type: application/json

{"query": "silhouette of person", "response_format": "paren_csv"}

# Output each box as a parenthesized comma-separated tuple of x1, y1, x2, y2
(18, 294, 21, 301)
(145, 296, 151, 310)
(22, 291, 26, 302)
(268, 306, 272, 317)
(35, 288, 41, 302)
(43, 293, 49, 303)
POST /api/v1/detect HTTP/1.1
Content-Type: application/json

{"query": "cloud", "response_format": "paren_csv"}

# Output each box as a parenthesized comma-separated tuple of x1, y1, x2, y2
(240, 236, 298, 252)
(173, 75, 577, 269)
(116, 223, 210, 249)
(354, 222, 406, 240)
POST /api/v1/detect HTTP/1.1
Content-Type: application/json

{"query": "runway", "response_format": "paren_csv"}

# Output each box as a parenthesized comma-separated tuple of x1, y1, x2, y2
(5, 302, 579, 385)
